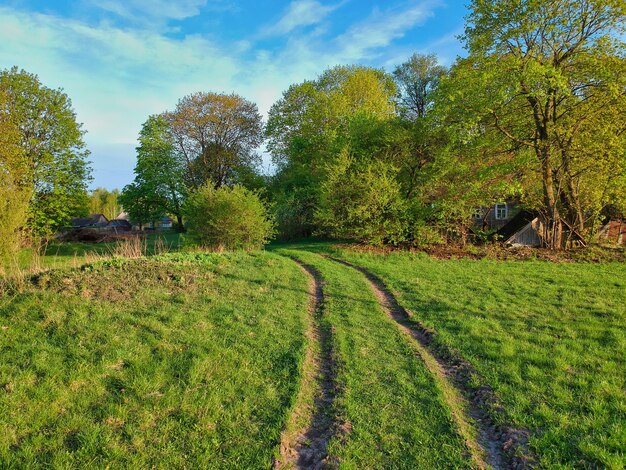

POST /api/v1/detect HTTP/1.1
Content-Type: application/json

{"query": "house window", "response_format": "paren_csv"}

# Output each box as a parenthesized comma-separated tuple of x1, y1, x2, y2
(471, 208, 482, 219)
(495, 203, 508, 220)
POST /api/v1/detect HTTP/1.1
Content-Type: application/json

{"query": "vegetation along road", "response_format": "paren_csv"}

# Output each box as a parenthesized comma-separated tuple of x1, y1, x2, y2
(1, 241, 624, 469)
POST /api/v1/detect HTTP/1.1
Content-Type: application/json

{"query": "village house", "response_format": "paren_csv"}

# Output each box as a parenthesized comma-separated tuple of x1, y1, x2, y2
(70, 213, 109, 228)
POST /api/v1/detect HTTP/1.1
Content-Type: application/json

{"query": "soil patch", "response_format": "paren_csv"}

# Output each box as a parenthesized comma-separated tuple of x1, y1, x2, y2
(275, 258, 338, 470)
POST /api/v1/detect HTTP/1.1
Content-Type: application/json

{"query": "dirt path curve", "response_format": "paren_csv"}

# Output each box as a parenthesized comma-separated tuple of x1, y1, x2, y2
(275, 258, 338, 470)
(329, 257, 534, 470)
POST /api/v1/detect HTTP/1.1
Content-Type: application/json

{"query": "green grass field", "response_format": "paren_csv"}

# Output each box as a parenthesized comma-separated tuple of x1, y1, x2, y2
(0, 252, 308, 468)
(18, 231, 182, 271)
(301, 242, 626, 468)
(2, 240, 625, 468)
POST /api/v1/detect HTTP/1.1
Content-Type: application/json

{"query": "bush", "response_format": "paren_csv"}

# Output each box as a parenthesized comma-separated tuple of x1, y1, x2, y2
(183, 184, 275, 251)
(316, 151, 409, 245)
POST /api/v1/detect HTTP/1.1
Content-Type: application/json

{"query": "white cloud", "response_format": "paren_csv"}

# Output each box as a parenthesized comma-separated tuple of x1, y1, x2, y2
(0, 1, 456, 188)
(89, 0, 209, 20)
(334, 0, 440, 61)
(261, 0, 341, 37)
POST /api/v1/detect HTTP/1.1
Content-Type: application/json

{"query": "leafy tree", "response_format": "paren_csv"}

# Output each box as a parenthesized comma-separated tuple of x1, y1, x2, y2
(0, 91, 30, 274)
(393, 53, 447, 120)
(183, 184, 274, 250)
(266, 65, 398, 238)
(440, 0, 626, 247)
(118, 183, 163, 231)
(131, 115, 187, 228)
(0, 67, 91, 239)
(165, 92, 264, 189)
(88, 188, 121, 220)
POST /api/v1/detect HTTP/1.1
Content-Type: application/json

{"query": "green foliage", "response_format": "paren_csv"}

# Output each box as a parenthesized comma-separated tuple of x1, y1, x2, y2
(183, 184, 274, 250)
(165, 92, 264, 189)
(439, 0, 626, 246)
(316, 150, 408, 245)
(0, 67, 91, 239)
(267, 65, 403, 240)
(123, 114, 187, 228)
(393, 53, 447, 120)
(0, 91, 30, 275)
(273, 187, 319, 240)
(118, 182, 164, 230)
(88, 188, 121, 220)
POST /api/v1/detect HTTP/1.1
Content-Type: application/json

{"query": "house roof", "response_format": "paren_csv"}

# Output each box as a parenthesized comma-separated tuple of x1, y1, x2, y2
(497, 210, 537, 239)
(70, 214, 109, 227)
(108, 219, 132, 228)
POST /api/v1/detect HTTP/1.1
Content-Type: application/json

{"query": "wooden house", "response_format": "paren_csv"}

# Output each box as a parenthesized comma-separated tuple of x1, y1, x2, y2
(471, 202, 521, 232)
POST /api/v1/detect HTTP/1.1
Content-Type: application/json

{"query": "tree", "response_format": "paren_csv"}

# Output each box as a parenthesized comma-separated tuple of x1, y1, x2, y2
(183, 184, 274, 250)
(89, 188, 121, 220)
(266, 65, 398, 238)
(0, 67, 91, 240)
(118, 183, 163, 231)
(131, 115, 187, 228)
(0, 91, 30, 274)
(393, 53, 447, 120)
(165, 92, 264, 189)
(440, 0, 626, 248)
(316, 149, 409, 245)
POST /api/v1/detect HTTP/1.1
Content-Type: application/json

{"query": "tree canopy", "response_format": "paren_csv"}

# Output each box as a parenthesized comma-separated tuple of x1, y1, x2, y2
(165, 92, 264, 189)
(438, 0, 626, 247)
(0, 67, 91, 239)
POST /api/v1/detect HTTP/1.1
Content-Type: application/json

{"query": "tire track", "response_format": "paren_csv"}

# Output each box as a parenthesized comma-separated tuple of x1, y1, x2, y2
(329, 256, 534, 470)
(275, 258, 338, 470)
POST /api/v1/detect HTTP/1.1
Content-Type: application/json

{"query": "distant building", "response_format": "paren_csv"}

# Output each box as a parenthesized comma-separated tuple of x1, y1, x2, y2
(107, 219, 132, 232)
(114, 212, 174, 231)
(70, 214, 109, 228)
(471, 202, 521, 232)
(156, 216, 173, 230)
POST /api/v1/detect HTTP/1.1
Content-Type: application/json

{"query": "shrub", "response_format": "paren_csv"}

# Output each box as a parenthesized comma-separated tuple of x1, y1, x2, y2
(183, 184, 275, 251)
(316, 150, 409, 245)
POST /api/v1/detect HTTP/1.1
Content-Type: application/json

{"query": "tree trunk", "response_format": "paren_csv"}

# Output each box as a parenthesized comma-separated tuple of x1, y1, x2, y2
(539, 146, 562, 249)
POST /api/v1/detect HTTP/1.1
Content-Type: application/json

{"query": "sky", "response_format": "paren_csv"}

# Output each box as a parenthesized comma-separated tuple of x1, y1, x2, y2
(0, 0, 469, 190)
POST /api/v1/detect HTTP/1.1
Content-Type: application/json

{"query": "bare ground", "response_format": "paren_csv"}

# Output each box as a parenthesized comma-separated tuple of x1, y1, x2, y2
(275, 259, 338, 470)
(329, 256, 536, 470)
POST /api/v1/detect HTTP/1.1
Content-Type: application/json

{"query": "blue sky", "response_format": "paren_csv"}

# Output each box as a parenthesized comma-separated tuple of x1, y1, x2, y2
(0, 0, 468, 189)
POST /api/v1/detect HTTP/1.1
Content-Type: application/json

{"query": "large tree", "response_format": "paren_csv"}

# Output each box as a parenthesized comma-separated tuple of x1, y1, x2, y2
(441, 0, 626, 248)
(118, 183, 164, 231)
(266, 65, 398, 238)
(0, 90, 30, 273)
(165, 92, 263, 189)
(393, 53, 447, 120)
(0, 67, 91, 239)
(124, 114, 187, 228)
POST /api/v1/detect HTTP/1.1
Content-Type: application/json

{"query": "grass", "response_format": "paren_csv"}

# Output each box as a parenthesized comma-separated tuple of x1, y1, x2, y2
(3, 238, 624, 468)
(18, 231, 182, 271)
(273, 247, 473, 469)
(0, 251, 309, 468)
(303, 242, 626, 469)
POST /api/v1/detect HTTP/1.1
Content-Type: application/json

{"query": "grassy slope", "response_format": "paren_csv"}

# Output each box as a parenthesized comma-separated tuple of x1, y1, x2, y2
(275, 248, 472, 469)
(0, 252, 308, 468)
(309, 243, 626, 469)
